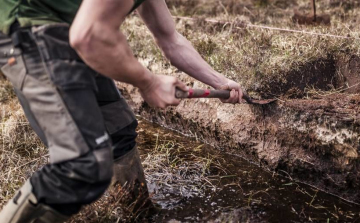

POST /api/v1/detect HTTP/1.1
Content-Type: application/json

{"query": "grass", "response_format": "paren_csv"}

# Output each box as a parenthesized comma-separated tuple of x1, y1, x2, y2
(0, 79, 47, 208)
(0, 77, 15, 103)
(142, 137, 225, 200)
(122, 0, 360, 97)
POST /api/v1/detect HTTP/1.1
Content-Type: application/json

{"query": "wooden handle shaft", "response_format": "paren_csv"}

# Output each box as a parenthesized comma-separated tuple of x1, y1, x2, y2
(175, 88, 230, 99)
(175, 88, 275, 105)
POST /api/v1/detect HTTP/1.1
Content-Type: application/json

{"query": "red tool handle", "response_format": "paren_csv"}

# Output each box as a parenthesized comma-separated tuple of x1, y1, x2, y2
(175, 88, 276, 105)
(175, 88, 230, 99)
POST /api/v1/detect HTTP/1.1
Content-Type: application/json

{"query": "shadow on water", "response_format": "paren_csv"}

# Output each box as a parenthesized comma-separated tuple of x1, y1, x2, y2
(136, 118, 360, 223)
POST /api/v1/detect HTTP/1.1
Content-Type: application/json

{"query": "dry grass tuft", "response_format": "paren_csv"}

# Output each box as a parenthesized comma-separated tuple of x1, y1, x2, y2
(0, 80, 47, 208)
(67, 186, 148, 223)
(143, 139, 226, 201)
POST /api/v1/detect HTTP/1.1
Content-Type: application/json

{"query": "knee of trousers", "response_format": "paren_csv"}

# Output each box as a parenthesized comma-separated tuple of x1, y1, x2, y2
(65, 145, 114, 185)
(112, 120, 138, 159)
(63, 146, 113, 184)
(32, 145, 114, 205)
(68, 146, 114, 204)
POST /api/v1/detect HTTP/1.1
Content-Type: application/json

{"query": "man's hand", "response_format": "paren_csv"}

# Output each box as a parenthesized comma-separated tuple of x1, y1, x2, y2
(217, 79, 244, 104)
(139, 74, 188, 108)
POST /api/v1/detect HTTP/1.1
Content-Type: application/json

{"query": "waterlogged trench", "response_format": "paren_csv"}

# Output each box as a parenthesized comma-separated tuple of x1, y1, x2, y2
(137, 118, 360, 223)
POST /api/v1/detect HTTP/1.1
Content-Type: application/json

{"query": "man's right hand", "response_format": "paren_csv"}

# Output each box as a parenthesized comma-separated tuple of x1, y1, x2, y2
(139, 74, 188, 109)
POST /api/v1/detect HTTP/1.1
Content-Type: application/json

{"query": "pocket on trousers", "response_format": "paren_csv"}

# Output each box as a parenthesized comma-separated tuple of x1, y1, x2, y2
(33, 24, 98, 91)
(46, 59, 98, 91)
(0, 55, 27, 90)
(101, 99, 136, 135)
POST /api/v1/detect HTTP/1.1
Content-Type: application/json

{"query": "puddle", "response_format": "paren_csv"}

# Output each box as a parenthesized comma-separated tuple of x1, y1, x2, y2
(136, 118, 360, 223)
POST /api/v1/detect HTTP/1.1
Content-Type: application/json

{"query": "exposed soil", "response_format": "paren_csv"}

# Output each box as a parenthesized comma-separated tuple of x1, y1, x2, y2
(256, 57, 338, 98)
(118, 81, 360, 205)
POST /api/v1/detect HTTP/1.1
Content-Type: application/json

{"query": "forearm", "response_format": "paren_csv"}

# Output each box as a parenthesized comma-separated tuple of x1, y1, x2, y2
(158, 32, 227, 89)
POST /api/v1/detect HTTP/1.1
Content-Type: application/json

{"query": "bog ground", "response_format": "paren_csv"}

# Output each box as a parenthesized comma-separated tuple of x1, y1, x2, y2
(120, 0, 360, 204)
(1, 0, 360, 222)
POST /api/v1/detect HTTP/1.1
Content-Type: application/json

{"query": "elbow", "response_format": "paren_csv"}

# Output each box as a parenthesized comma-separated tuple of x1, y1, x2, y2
(158, 32, 189, 62)
(158, 32, 181, 60)
(69, 27, 93, 56)
(69, 35, 84, 52)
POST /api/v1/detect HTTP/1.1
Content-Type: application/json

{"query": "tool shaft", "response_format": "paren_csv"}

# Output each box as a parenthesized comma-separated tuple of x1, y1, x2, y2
(175, 88, 230, 99)
(175, 88, 276, 105)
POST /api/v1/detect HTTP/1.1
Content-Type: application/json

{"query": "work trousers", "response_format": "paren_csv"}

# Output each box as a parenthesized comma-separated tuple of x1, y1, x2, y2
(0, 23, 138, 215)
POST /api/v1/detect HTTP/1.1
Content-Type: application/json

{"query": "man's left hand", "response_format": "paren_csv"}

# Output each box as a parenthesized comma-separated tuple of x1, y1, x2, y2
(217, 79, 244, 104)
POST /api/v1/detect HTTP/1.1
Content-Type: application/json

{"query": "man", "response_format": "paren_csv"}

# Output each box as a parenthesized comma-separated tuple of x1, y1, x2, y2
(0, 0, 243, 222)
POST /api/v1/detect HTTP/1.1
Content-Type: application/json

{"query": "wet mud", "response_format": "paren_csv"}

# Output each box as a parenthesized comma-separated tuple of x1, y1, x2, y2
(118, 83, 360, 205)
(137, 119, 360, 223)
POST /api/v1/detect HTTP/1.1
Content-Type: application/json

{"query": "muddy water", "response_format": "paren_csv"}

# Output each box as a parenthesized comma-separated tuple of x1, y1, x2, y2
(136, 118, 360, 223)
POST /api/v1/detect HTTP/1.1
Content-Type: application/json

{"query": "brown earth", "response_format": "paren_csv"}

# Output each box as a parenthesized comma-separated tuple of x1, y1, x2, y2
(118, 72, 360, 204)
(292, 11, 331, 26)
(253, 54, 360, 98)
(255, 57, 338, 98)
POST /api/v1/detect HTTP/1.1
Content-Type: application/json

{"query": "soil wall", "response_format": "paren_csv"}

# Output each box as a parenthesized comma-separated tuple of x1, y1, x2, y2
(118, 80, 360, 204)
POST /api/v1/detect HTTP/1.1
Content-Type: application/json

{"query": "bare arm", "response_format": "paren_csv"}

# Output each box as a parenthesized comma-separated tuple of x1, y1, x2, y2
(138, 0, 243, 103)
(70, 0, 152, 88)
(70, 0, 187, 108)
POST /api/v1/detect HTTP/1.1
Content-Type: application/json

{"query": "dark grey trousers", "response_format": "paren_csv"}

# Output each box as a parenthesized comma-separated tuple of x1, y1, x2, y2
(0, 24, 138, 215)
